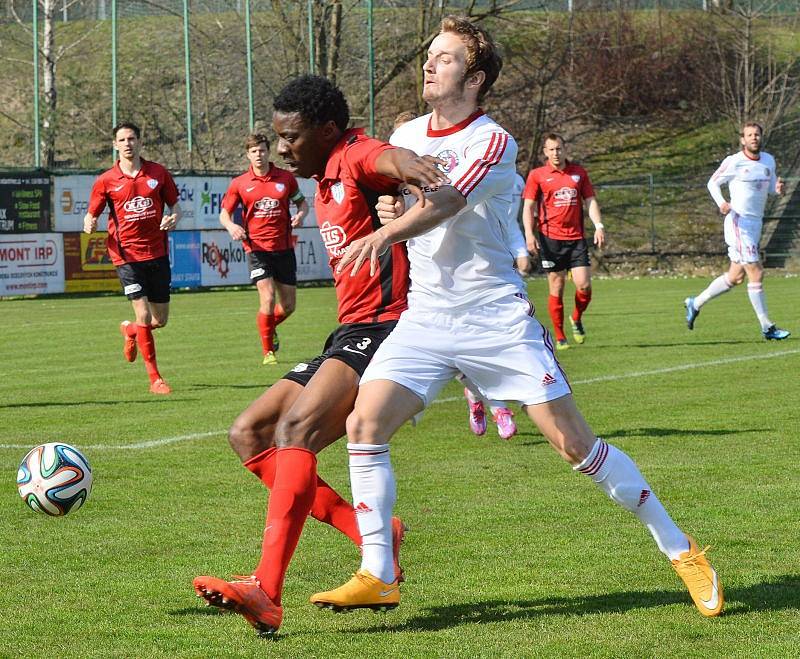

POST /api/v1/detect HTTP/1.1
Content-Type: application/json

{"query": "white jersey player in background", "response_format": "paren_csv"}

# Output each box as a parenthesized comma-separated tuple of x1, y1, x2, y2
(685, 123, 788, 340)
(309, 15, 723, 619)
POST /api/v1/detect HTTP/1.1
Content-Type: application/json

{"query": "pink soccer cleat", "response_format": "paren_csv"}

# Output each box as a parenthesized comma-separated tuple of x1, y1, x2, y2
(493, 408, 517, 440)
(464, 388, 487, 436)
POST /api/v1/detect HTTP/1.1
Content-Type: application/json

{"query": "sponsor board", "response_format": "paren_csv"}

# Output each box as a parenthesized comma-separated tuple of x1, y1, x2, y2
(169, 230, 201, 289)
(0, 174, 50, 232)
(0, 233, 64, 296)
(200, 231, 250, 286)
(62, 232, 118, 293)
(54, 174, 240, 232)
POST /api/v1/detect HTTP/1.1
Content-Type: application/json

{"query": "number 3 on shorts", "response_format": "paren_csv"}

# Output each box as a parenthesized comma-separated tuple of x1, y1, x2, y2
(356, 337, 372, 351)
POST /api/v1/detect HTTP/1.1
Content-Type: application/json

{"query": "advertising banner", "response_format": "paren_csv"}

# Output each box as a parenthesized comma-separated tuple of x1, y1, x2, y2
(199, 231, 250, 286)
(55, 174, 106, 232)
(0, 233, 64, 296)
(169, 230, 202, 289)
(0, 174, 50, 232)
(62, 231, 119, 293)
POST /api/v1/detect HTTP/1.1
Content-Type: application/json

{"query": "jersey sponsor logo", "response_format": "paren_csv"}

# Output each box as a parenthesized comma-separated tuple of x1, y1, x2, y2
(146, 178, 158, 189)
(570, 174, 581, 183)
(553, 186, 578, 207)
(541, 260, 555, 268)
(123, 195, 154, 214)
(320, 221, 347, 256)
(275, 182, 285, 193)
(250, 267, 265, 278)
(436, 149, 459, 173)
(254, 197, 279, 212)
(331, 181, 345, 204)
(291, 362, 309, 373)
(123, 283, 142, 295)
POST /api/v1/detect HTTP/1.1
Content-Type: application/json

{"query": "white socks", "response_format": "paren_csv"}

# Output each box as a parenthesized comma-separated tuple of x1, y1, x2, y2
(747, 282, 772, 330)
(576, 439, 689, 560)
(695, 274, 733, 308)
(347, 443, 396, 584)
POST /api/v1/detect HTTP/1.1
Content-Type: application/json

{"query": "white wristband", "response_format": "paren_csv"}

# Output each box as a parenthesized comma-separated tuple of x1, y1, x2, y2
(594, 223, 604, 230)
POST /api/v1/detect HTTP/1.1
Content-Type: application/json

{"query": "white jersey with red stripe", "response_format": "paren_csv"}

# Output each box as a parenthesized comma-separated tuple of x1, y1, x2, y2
(707, 150, 778, 221)
(390, 111, 523, 312)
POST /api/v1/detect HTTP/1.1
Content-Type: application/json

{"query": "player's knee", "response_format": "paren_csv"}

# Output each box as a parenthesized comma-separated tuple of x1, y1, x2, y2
(273, 413, 315, 449)
(345, 410, 382, 444)
(228, 418, 269, 460)
(729, 271, 745, 285)
(576, 283, 591, 294)
(282, 300, 296, 316)
(151, 318, 167, 329)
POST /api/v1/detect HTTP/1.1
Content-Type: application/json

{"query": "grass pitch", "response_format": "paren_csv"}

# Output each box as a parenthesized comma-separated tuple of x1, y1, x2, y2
(1, 276, 799, 657)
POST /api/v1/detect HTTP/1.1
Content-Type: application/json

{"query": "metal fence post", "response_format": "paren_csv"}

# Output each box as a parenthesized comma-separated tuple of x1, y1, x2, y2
(649, 172, 656, 252)
(367, 0, 374, 136)
(245, 0, 254, 132)
(183, 0, 193, 158)
(111, 0, 117, 162)
(307, 0, 315, 74)
(33, 0, 41, 168)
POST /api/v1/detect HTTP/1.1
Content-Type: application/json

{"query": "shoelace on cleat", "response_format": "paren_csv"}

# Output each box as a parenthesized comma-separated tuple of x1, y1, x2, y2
(470, 404, 485, 421)
(676, 546, 713, 584)
(230, 575, 261, 586)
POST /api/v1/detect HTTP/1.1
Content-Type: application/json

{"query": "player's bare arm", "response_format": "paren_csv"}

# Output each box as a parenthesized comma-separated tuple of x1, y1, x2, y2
(776, 177, 785, 196)
(82, 212, 99, 234)
(338, 186, 465, 277)
(374, 148, 449, 208)
(291, 198, 309, 228)
(220, 207, 247, 241)
(160, 202, 182, 231)
(521, 198, 539, 255)
(586, 197, 605, 248)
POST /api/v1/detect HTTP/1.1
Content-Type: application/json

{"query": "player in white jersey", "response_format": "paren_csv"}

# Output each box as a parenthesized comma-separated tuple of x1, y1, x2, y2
(685, 123, 789, 340)
(309, 15, 723, 620)
(393, 111, 524, 441)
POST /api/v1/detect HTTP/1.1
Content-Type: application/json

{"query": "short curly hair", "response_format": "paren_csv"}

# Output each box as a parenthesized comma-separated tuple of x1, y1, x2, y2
(273, 76, 350, 131)
(440, 16, 502, 102)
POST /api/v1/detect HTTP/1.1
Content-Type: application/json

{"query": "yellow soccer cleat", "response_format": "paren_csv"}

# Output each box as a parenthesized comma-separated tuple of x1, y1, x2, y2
(262, 351, 278, 366)
(570, 317, 586, 344)
(555, 339, 570, 351)
(310, 569, 400, 612)
(671, 535, 724, 617)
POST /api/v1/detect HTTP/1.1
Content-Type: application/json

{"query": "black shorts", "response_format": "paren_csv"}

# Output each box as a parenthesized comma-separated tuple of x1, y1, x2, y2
(539, 235, 590, 272)
(248, 249, 297, 286)
(282, 320, 398, 387)
(116, 256, 171, 302)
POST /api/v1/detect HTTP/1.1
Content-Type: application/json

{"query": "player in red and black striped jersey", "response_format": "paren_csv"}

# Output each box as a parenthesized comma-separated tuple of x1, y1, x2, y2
(193, 75, 448, 636)
(220, 133, 309, 364)
(83, 122, 181, 395)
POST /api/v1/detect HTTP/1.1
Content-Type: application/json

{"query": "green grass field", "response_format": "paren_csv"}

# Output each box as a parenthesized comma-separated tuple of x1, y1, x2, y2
(2, 277, 799, 657)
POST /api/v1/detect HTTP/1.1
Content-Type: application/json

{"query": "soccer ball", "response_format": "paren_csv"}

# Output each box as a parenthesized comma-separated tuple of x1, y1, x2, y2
(17, 443, 93, 516)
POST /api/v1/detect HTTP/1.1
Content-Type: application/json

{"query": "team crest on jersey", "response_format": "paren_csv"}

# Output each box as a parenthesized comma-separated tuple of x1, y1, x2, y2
(275, 183, 285, 193)
(146, 178, 158, 189)
(320, 220, 347, 256)
(331, 181, 345, 204)
(436, 149, 459, 173)
(571, 174, 581, 183)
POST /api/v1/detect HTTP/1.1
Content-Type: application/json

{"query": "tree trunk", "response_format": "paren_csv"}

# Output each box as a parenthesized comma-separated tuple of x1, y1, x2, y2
(42, 0, 57, 168)
(326, 1, 342, 85)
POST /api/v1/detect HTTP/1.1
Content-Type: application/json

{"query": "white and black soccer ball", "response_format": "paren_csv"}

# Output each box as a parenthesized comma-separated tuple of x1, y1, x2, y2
(17, 443, 93, 516)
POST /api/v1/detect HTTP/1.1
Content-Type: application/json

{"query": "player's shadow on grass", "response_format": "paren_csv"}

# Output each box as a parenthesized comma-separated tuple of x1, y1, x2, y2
(0, 399, 180, 409)
(603, 427, 761, 440)
(351, 575, 800, 632)
(625, 339, 757, 348)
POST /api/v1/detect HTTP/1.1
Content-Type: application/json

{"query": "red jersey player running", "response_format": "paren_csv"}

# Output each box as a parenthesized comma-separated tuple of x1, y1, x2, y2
(522, 133, 605, 350)
(83, 122, 181, 394)
(220, 133, 309, 364)
(193, 75, 448, 637)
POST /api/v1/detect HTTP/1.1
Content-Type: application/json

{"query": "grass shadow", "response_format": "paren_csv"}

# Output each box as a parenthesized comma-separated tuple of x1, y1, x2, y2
(603, 427, 761, 440)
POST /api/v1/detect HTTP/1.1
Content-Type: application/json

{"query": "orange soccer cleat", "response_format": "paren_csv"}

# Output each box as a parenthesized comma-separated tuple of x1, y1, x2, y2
(193, 575, 282, 637)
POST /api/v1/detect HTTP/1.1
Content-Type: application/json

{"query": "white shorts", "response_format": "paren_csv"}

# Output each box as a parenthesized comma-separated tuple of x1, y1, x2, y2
(724, 212, 762, 264)
(360, 293, 572, 407)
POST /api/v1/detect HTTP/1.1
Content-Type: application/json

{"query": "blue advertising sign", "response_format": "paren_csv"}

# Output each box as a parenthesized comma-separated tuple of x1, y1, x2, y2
(169, 230, 201, 289)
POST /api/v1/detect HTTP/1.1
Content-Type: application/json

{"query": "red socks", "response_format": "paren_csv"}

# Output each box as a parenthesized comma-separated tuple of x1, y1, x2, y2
(548, 295, 566, 341)
(257, 312, 275, 354)
(253, 448, 317, 604)
(135, 323, 161, 383)
(573, 288, 592, 321)
(245, 448, 362, 546)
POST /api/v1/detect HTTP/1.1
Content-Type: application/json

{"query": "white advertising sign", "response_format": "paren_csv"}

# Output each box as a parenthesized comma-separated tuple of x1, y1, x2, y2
(55, 174, 106, 232)
(0, 233, 65, 296)
(199, 231, 250, 286)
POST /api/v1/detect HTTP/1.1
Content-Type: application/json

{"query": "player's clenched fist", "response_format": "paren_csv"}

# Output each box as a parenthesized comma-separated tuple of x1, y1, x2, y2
(376, 195, 405, 225)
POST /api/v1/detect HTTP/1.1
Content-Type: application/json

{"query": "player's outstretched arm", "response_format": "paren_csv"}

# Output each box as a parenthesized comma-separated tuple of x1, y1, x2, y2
(374, 148, 449, 207)
(338, 186, 465, 277)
